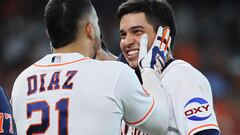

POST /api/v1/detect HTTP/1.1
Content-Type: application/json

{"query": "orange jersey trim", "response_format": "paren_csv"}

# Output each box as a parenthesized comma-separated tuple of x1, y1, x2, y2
(188, 124, 219, 135)
(143, 88, 150, 96)
(125, 98, 155, 125)
(34, 58, 91, 67)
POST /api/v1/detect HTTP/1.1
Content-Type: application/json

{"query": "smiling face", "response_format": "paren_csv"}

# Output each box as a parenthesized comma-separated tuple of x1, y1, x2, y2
(119, 12, 156, 69)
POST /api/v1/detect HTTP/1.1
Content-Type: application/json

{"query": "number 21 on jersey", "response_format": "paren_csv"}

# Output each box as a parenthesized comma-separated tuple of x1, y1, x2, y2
(27, 98, 69, 135)
(26, 70, 77, 135)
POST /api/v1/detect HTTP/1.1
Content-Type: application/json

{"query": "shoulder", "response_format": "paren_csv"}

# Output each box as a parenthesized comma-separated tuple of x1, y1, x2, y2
(161, 60, 211, 90)
(94, 60, 134, 73)
(163, 60, 208, 81)
(13, 65, 34, 86)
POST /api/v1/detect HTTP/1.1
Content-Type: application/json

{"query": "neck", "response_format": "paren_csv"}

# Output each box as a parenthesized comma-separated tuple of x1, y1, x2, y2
(53, 40, 94, 58)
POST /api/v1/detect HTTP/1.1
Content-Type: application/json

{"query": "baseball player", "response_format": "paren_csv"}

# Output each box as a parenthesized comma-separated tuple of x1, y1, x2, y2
(11, 0, 169, 135)
(0, 87, 16, 135)
(117, 0, 221, 134)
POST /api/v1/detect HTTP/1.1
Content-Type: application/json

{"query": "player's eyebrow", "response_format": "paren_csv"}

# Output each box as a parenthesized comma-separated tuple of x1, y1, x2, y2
(129, 26, 144, 31)
(119, 25, 144, 34)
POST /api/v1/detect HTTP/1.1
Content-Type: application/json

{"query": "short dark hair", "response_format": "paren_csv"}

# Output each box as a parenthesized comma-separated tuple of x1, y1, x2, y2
(118, 0, 177, 51)
(45, 0, 93, 49)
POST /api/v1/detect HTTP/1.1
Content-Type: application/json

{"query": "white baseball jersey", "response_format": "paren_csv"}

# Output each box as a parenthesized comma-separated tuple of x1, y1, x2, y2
(11, 53, 168, 135)
(123, 60, 220, 135)
(159, 60, 219, 135)
(121, 121, 148, 135)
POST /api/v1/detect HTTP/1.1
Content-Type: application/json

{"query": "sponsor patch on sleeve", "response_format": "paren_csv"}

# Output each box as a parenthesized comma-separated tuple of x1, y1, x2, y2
(184, 97, 212, 121)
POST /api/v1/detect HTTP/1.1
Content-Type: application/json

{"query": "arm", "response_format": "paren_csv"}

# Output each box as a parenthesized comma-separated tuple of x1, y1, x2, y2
(194, 129, 220, 135)
(0, 87, 17, 135)
(173, 76, 220, 135)
(136, 69, 169, 134)
(115, 65, 169, 135)
(164, 73, 219, 135)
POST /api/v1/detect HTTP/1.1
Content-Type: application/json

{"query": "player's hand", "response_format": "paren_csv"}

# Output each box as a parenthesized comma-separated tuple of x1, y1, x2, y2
(138, 26, 171, 73)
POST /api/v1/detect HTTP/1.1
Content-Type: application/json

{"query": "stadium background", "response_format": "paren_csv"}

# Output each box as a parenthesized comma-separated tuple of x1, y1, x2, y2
(0, 0, 239, 134)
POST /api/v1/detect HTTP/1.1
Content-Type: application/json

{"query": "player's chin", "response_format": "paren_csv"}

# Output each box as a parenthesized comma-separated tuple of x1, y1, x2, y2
(127, 59, 139, 69)
(123, 52, 139, 69)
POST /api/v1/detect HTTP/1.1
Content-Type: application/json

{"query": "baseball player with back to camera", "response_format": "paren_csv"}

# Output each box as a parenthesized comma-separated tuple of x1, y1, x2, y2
(11, 0, 171, 134)
(97, 0, 221, 134)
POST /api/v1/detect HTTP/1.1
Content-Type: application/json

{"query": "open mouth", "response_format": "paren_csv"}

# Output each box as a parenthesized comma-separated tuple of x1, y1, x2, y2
(126, 49, 139, 60)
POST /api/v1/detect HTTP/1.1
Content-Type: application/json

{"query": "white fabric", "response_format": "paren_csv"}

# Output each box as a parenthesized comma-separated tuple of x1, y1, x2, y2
(11, 53, 168, 135)
(123, 60, 219, 135)
(160, 60, 219, 135)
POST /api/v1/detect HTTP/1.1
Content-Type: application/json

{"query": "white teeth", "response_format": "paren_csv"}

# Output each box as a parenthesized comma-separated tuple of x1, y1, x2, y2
(128, 50, 139, 56)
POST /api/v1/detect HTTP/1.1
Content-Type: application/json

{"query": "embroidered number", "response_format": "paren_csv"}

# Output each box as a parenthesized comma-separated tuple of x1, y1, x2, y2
(27, 98, 69, 135)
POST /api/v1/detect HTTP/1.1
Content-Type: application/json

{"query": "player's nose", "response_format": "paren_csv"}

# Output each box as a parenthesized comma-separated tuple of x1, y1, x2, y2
(124, 34, 137, 47)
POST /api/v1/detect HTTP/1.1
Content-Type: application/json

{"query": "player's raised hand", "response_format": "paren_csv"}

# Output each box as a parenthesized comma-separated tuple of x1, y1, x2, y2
(138, 26, 171, 73)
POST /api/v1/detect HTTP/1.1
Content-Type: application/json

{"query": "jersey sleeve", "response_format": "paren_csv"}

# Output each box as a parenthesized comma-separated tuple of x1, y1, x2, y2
(115, 66, 169, 135)
(172, 77, 220, 135)
(114, 65, 154, 126)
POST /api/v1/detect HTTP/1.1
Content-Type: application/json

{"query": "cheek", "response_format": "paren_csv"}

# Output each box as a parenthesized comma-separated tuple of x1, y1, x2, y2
(147, 34, 156, 50)
(120, 40, 125, 51)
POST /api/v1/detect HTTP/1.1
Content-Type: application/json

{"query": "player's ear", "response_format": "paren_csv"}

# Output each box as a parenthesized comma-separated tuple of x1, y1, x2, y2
(85, 21, 94, 40)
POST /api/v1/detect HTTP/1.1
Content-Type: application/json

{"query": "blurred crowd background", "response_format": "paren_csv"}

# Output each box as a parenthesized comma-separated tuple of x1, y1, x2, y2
(0, 0, 239, 134)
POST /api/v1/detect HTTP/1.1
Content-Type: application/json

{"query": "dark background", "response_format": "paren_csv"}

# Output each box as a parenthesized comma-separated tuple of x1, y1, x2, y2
(0, 0, 239, 134)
